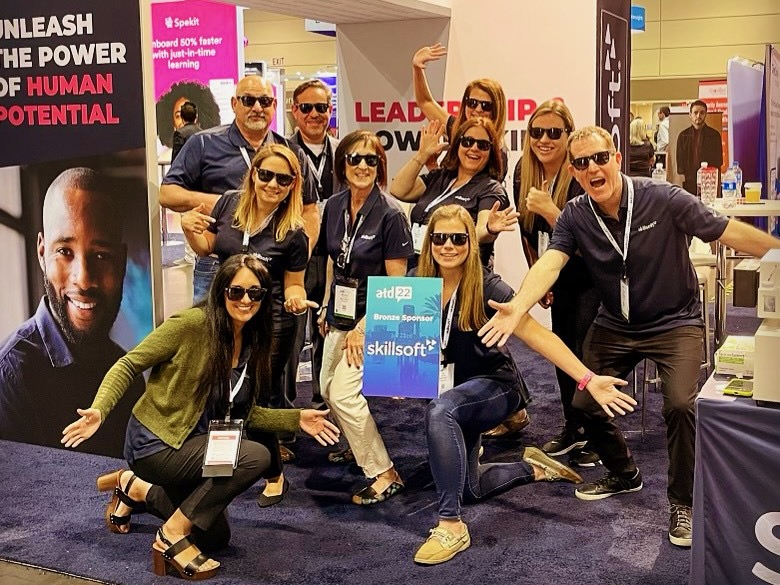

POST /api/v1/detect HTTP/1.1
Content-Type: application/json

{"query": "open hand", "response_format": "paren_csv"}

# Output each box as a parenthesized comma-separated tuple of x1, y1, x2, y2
(299, 409, 340, 446)
(419, 120, 448, 160)
(478, 298, 523, 348)
(585, 376, 636, 417)
(486, 201, 520, 236)
(413, 43, 447, 69)
(343, 327, 365, 368)
(61, 408, 102, 448)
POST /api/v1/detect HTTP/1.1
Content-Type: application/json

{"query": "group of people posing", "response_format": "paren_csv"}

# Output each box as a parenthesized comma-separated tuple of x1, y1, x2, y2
(61, 42, 780, 577)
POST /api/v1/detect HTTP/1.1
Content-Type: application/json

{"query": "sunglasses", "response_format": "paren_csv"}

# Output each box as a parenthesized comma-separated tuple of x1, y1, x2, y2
(570, 150, 614, 171)
(255, 167, 296, 187)
(297, 102, 329, 114)
(528, 126, 569, 141)
(465, 98, 493, 112)
(459, 136, 492, 152)
(225, 285, 267, 302)
(237, 95, 275, 108)
(345, 153, 380, 167)
(430, 232, 469, 246)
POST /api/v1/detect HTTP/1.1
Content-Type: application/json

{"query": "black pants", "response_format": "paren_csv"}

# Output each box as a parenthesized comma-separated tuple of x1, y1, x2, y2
(572, 324, 702, 506)
(131, 434, 271, 550)
(550, 284, 600, 431)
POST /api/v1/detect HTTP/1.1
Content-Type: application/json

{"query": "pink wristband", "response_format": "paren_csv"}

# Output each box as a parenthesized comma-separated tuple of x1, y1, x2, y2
(577, 371, 594, 391)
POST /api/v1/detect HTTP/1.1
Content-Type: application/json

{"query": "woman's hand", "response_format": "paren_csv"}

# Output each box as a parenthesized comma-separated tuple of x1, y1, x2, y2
(526, 185, 557, 217)
(317, 308, 329, 338)
(486, 201, 520, 235)
(413, 43, 447, 69)
(299, 409, 340, 446)
(284, 297, 318, 316)
(585, 376, 636, 417)
(61, 408, 102, 448)
(181, 203, 215, 235)
(538, 291, 554, 309)
(343, 327, 365, 368)
(418, 120, 448, 161)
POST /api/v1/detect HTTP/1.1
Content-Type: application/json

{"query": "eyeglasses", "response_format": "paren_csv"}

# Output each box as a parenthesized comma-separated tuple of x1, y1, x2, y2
(345, 153, 379, 167)
(225, 285, 267, 302)
(296, 102, 329, 114)
(255, 167, 296, 187)
(430, 232, 469, 246)
(570, 150, 614, 171)
(237, 95, 275, 108)
(459, 136, 492, 152)
(528, 126, 569, 141)
(465, 98, 493, 112)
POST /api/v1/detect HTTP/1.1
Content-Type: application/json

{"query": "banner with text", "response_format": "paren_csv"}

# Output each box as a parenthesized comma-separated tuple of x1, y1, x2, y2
(363, 276, 442, 399)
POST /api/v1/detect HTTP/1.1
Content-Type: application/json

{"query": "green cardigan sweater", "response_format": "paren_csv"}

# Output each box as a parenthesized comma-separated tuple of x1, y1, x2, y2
(91, 307, 301, 449)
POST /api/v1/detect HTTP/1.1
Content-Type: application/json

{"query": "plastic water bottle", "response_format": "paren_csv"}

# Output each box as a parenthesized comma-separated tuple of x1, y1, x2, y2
(731, 160, 743, 197)
(696, 162, 708, 198)
(722, 167, 738, 208)
(652, 163, 666, 182)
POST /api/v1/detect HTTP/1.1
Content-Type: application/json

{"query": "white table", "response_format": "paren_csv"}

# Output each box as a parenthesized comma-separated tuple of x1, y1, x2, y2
(707, 199, 780, 346)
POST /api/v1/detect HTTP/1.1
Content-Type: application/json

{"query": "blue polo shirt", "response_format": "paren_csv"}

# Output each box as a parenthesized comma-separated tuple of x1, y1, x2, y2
(163, 121, 318, 205)
(409, 168, 508, 268)
(208, 191, 309, 322)
(549, 175, 729, 333)
(321, 185, 414, 329)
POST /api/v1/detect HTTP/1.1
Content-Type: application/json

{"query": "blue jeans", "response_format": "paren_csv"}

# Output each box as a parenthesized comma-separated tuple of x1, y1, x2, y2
(426, 378, 533, 519)
(193, 256, 221, 304)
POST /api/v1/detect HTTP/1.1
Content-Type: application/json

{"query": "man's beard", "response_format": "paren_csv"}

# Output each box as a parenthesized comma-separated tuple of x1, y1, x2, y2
(43, 277, 123, 347)
(244, 116, 268, 132)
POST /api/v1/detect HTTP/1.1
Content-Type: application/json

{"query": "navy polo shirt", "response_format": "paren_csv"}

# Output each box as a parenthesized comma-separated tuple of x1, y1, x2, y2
(549, 175, 729, 333)
(163, 122, 318, 205)
(208, 191, 309, 320)
(409, 168, 508, 267)
(322, 185, 414, 329)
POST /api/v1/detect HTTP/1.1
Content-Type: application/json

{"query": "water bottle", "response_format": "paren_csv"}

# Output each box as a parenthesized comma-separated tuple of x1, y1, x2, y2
(731, 160, 743, 197)
(722, 167, 737, 209)
(651, 163, 666, 182)
(700, 166, 718, 204)
(696, 162, 708, 198)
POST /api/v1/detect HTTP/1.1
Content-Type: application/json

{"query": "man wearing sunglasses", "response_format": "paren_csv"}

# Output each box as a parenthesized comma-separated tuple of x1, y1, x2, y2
(287, 79, 342, 411)
(479, 125, 780, 548)
(160, 75, 320, 303)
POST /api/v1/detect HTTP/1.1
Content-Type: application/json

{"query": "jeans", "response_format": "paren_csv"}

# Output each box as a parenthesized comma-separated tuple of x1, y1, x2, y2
(193, 256, 221, 305)
(426, 377, 533, 519)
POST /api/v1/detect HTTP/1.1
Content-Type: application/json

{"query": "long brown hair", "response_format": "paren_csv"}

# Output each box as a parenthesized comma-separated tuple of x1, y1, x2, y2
(440, 117, 504, 181)
(518, 99, 575, 233)
(451, 78, 507, 141)
(417, 205, 486, 331)
(235, 144, 304, 242)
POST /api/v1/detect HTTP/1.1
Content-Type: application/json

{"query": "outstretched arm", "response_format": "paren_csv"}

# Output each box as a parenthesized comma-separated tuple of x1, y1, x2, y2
(718, 219, 780, 258)
(412, 44, 449, 126)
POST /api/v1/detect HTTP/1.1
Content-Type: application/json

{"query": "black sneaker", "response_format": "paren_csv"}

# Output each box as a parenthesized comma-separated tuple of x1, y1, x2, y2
(575, 470, 643, 500)
(569, 448, 601, 467)
(669, 504, 692, 547)
(542, 428, 587, 456)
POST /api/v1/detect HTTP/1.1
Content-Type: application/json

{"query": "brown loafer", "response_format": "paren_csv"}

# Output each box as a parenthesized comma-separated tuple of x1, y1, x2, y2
(483, 410, 531, 438)
(523, 446, 583, 483)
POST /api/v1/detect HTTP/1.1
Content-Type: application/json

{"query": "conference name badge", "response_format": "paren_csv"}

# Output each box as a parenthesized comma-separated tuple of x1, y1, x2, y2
(202, 419, 244, 477)
(438, 363, 454, 396)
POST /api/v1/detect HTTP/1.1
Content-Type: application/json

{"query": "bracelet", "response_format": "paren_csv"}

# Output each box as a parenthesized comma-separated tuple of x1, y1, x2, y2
(291, 308, 308, 316)
(576, 371, 595, 391)
(354, 325, 365, 334)
(486, 223, 499, 236)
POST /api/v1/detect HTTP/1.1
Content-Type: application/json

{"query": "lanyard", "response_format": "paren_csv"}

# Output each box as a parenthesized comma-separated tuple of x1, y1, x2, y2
(340, 209, 365, 268)
(239, 147, 252, 169)
(441, 286, 458, 350)
(587, 177, 634, 277)
(303, 138, 329, 188)
(225, 363, 248, 422)
(242, 207, 278, 250)
(424, 178, 464, 214)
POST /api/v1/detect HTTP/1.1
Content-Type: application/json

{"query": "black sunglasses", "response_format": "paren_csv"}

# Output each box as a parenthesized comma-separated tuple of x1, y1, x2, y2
(570, 150, 614, 171)
(459, 136, 492, 152)
(225, 285, 267, 302)
(237, 95, 275, 108)
(465, 98, 493, 112)
(297, 102, 329, 114)
(528, 126, 570, 141)
(345, 153, 380, 167)
(255, 167, 296, 187)
(430, 232, 469, 246)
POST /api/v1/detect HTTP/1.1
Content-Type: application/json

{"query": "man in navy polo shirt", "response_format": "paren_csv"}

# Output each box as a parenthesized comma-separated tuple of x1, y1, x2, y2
(160, 75, 320, 303)
(479, 125, 780, 547)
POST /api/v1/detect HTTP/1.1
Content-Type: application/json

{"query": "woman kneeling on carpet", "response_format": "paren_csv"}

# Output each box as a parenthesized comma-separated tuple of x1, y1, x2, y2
(62, 254, 339, 580)
(411, 205, 637, 565)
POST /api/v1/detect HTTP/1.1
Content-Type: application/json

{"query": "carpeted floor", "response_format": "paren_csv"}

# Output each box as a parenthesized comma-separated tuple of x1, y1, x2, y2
(0, 305, 762, 585)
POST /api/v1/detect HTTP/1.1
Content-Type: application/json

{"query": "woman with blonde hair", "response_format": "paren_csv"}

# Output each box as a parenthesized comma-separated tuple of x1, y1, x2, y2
(628, 117, 655, 177)
(182, 143, 314, 505)
(411, 205, 634, 565)
(509, 100, 601, 466)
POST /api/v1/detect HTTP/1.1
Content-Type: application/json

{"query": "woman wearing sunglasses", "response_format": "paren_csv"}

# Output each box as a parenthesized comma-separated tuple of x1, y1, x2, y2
(61, 254, 339, 581)
(317, 130, 414, 504)
(181, 143, 313, 504)
(412, 43, 509, 180)
(412, 205, 633, 565)
(511, 100, 601, 464)
(391, 117, 519, 270)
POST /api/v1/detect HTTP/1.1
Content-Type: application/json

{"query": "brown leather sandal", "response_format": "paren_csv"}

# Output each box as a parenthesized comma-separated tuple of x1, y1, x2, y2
(97, 469, 146, 534)
(152, 527, 219, 580)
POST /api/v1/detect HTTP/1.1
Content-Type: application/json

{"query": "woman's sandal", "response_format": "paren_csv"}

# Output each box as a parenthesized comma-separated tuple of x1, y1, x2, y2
(351, 480, 404, 505)
(97, 469, 146, 534)
(152, 527, 219, 580)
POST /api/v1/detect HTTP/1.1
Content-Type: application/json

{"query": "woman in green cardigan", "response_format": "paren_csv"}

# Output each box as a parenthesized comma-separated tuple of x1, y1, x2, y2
(62, 254, 339, 581)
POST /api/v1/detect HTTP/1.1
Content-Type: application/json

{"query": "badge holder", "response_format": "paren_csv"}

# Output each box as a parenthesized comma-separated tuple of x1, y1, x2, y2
(202, 419, 244, 477)
(333, 274, 359, 327)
